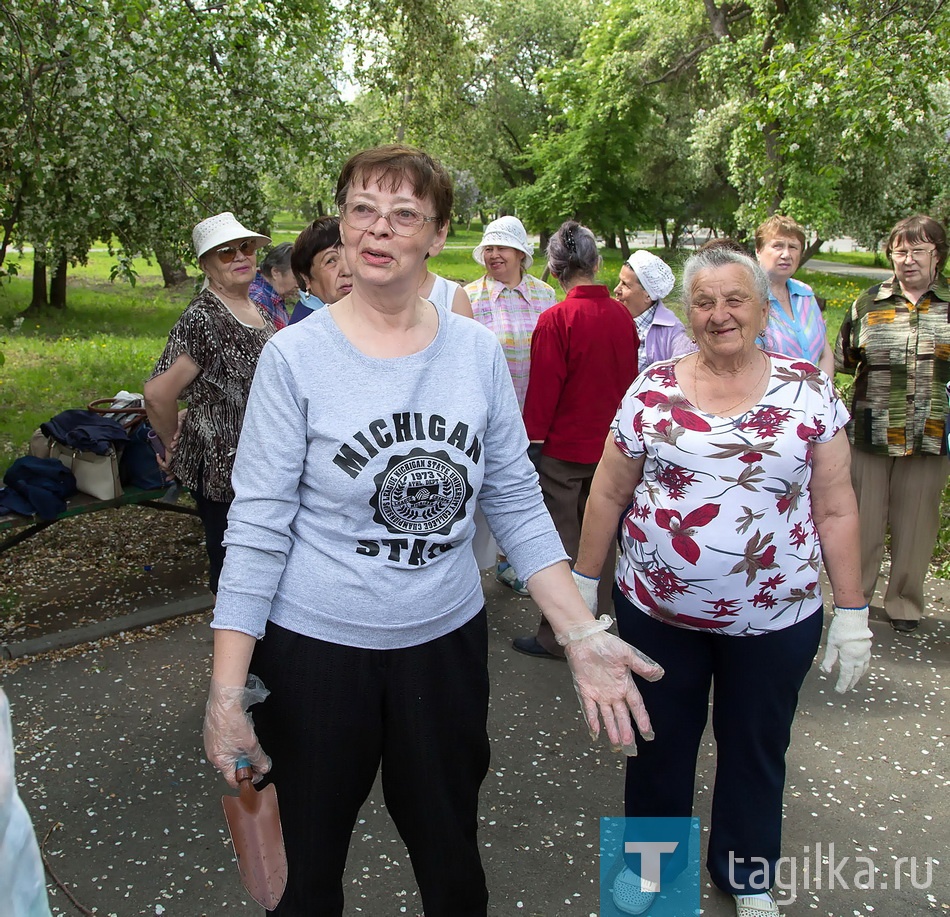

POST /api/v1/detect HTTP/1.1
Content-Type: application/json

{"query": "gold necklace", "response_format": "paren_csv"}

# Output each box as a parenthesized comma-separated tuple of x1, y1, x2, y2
(692, 352, 769, 415)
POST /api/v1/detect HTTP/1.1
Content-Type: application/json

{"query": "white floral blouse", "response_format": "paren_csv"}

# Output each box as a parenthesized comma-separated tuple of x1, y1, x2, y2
(613, 353, 849, 635)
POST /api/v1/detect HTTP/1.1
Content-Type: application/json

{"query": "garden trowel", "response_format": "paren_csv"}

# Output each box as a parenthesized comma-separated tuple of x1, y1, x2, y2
(221, 757, 288, 910)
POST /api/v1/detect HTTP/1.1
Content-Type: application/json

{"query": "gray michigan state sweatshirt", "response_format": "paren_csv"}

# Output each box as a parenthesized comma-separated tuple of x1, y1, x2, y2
(212, 303, 567, 649)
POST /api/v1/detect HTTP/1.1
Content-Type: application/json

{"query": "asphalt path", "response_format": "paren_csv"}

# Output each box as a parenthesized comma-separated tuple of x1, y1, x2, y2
(2, 571, 947, 916)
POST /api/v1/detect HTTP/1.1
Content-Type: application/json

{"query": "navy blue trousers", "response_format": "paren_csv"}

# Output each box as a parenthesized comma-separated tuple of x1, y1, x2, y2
(249, 611, 491, 917)
(615, 588, 822, 894)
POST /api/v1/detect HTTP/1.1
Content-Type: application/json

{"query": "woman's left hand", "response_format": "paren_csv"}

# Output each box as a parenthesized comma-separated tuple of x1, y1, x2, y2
(563, 629, 664, 755)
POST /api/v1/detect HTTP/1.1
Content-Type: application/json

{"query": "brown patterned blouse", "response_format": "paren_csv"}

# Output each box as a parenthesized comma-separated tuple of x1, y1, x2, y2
(150, 290, 275, 501)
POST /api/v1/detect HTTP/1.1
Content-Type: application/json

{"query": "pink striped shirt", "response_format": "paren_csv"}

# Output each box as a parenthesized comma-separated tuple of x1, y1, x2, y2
(464, 273, 557, 409)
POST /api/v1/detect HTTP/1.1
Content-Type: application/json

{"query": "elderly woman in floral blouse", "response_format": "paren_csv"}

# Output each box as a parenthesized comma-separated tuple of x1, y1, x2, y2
(573, 246, 870, 917)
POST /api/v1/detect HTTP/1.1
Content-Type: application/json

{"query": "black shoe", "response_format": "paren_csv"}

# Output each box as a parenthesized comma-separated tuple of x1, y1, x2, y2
(891, 619, 919, 633)
(512, 635, 564, 660)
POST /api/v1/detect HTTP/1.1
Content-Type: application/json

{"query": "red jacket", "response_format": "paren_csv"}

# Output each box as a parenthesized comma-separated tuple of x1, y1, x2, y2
(523, 284, 639, 464)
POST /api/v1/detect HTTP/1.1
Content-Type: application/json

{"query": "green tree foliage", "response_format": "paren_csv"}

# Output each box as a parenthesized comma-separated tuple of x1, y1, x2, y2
(1, 0, 342, 305)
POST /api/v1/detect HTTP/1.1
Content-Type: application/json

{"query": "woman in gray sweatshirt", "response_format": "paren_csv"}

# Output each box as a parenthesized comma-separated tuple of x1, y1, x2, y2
(201, 144, 664, 916)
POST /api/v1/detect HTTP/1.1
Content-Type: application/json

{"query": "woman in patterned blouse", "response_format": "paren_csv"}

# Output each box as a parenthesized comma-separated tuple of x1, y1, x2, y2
(144, 212, 276, 594)
(834, 214, 950, 634)
(572, 247, 870, 917)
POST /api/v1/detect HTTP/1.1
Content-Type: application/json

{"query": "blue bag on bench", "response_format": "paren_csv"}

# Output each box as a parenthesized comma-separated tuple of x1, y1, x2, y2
(119, 424, 166, 490)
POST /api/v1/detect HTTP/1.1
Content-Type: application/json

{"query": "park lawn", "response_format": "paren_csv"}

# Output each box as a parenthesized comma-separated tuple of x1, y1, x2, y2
(4, 249, 949, 576)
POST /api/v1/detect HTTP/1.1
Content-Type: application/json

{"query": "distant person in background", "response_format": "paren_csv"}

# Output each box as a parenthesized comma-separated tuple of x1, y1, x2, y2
(250, 242, 297, 330)
(754, 216, 833, 376)
(514, 221, 639, 659)
(835, 213, 950, 634)
(145, 212, 275, 594)
(614, 250, 694, 371)
(465, 216, 556, 595)
(288, 217, 353, 324)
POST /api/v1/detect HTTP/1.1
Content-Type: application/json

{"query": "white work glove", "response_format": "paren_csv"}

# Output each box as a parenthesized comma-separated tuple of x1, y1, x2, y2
(203, 675, 272, 788)
(820, 605, 872, 693)
(571, 569, 599, 615)
(558, 617, 664, 755)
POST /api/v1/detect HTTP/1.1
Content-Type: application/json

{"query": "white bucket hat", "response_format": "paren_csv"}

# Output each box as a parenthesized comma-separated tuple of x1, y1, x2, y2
(192, 211, 271, 260)
(626, 250, 675, 302)
(473, 216, 534, 270)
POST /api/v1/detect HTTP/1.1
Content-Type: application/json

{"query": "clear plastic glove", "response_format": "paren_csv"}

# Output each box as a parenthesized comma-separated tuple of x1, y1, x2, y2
(560, 623, 664, 756)
(820, 605, 872, 693)
(571, 569, 599, 616)
(203, 674, 272, 788)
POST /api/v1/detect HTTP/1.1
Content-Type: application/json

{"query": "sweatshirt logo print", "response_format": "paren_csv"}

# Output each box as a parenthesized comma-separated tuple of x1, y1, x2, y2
(370, 448, 473, 536)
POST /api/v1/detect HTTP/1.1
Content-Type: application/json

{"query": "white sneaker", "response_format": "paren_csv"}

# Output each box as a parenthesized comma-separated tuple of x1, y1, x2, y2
(734, 891, 779, 916)
(612, 867, 659, 915)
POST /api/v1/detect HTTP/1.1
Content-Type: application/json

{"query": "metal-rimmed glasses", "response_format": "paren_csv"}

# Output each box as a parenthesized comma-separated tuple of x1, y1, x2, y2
(213, 239, 259, 264)
(340, 202, 439, 237)
(891, 246, 936, 262)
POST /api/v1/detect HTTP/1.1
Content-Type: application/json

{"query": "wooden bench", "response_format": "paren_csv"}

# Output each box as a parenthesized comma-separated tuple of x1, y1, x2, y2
(0, 485, 199, 555)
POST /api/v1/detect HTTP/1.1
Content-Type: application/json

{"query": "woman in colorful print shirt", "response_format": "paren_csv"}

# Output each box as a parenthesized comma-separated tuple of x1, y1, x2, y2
(572, 247, 870, 917)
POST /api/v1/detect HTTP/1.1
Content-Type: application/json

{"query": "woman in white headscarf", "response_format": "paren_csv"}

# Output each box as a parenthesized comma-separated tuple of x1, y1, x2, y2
(614, 250, 695, 371)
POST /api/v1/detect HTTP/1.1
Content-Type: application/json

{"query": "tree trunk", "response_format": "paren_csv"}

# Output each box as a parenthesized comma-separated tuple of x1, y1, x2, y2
(800, 237, 824, 266)
(660, 224, 670, 249)
(618, 231, 631, 261)
(50, 254, 67, 308)
(29, 255, 49, 310)
(155, 249, 189, 287)
(604, 233, 617, 249)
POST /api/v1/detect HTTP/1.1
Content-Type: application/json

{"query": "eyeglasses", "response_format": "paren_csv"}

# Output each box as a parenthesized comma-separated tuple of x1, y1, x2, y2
(891, 246, 936, 262)
(340, 202, 439, 237)
(214, 239, 258, 264)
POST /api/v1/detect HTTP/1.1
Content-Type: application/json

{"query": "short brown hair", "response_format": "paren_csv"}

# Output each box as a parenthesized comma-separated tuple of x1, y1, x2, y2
(886, 214, 948, 273)
(291, 217, 342, 287)
(335, 144, 454, 228)
(754, 215, 806, 251)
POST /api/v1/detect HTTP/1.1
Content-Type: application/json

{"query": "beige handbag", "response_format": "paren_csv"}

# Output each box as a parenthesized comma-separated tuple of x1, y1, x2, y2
(28, 428, 51, 459)
(48, 440, 123, 500)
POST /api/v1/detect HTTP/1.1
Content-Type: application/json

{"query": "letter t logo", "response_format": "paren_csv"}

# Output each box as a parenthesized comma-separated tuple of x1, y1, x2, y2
(624, 841, 679, 890)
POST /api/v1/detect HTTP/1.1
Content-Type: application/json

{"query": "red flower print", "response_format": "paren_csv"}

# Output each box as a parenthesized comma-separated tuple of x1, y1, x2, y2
(624, 516, 648, 542)
(739, 451, 763, 464)
(752, 591, 778, 608)
(655, 503, 720, 564)
(703, 598, 742, 618)
(790, 522, 808, 547)
(638, 390, 712, 432)
(797, 423, 818, 441)
(645, 566, 692, 601)
(728, 530, 780, 586)
(655, 463, 696, 500)
(740, 406, 791, 439)
(653, 363, 678, 388)
(763, 573, 786, 590)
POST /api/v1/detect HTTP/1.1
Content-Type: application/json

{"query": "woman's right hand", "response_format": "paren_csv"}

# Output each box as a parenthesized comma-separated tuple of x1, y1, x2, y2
(203, 677, 272, 788)
(562, 628, 663, 755)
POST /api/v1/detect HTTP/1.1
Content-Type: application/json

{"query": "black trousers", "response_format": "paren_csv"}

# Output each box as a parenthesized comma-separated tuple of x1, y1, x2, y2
(249, 611, 491, 916)
(190, 484, 230, 594)
(615, 588, 822, 894)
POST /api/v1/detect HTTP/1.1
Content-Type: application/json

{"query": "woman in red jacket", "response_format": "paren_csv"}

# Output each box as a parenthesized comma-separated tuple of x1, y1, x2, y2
(514, 221, 640, 658)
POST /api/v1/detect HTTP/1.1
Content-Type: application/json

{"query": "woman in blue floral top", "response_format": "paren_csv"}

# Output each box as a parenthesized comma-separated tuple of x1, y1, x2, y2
(572, 247, 871, 917)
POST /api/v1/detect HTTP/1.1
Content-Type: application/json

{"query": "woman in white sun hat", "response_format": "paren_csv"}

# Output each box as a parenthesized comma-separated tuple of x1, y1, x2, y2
(144, 211, 275, 595)
(465, 215, 556, 594)
(614, 250, 695, 372)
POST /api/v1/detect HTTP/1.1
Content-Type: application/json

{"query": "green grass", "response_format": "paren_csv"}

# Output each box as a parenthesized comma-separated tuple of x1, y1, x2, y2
(4, 243, 950, 576)
(810, 250, 888, 268)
